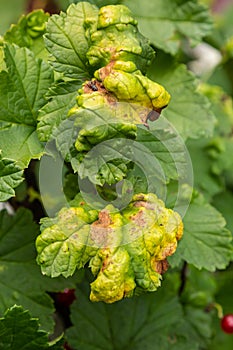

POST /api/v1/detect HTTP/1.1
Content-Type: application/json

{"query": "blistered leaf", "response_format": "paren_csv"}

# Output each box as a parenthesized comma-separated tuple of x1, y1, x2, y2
(36, 193, 183, 303)
(4, 10, 49, 59)
(87, 4, 155, 73)
(0, 156, 24, 201)
(95, 61, 170, 111)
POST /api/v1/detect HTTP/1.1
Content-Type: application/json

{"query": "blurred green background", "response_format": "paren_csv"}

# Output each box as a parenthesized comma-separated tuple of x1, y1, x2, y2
(0, 0, 70, 34)
(0, 0, 26, 34)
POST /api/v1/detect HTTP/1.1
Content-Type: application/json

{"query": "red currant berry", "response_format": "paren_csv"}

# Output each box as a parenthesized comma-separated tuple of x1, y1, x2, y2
(57, 288, 76, 307)
(221, 314, 233, 334)
(63, 342, 73, 350)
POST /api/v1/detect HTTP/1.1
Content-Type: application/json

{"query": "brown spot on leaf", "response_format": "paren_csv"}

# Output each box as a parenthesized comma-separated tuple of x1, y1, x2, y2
(153, 259, 169, 274)
(161, 242, 177, 259)
(130, 209, 147, 227)
(90, 210, 112, 247)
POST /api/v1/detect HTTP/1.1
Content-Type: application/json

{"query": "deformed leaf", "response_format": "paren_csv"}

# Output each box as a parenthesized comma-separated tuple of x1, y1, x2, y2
(0, 156, 24, 201)
(36, 193, 183, 303)
(3, 10, 49, 59)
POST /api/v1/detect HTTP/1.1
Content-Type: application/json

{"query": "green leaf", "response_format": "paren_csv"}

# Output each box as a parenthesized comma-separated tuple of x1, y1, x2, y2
(173, 306, 213, 349)
(186, 138, 223, 199)
(71, 0, 119, 6)
(0, 155, 24, 201)
(209, 137, 233, 175)
(66, 282, 183, 350)
(136, 121, 188, 182)
(148, 53, 216, 140)
(37, 80, 82, 142)
(213, 190, 233, 234)
(0, 305, 63, 350)
(122, 0, 213, 55)
(0, 124, 44, 167)
(44, 2, 99, 79)
(169, 196, 233, 271)
(0, 208, 77, 332)
(0, 43, 53, 126)
(0, 43, 53, 166)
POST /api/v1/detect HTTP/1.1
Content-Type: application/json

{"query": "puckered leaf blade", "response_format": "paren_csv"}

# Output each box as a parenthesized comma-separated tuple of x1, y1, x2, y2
(123, 0, 213, 55)
(44, 2, 99, 79)
(0, 156, 24, 201)
(3, 10, 49, 60)
(0, 208, 77, 332)
(36, 193, 183, 303)
(169, 197, 233, 271)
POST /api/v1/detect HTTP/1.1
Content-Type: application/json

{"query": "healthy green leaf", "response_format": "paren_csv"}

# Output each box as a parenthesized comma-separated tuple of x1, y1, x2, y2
(136, 121, 188, 182)
(44, 2, 98, 79)
(148, 53, 216, 140)
(214, 190, 233, 235)
(173, 306, 213, 349)
(37, 80, 81, 142)
(0, 124, 44, 167)
(71, 0, 119, 6)
(0, 43, 53, 166)
(0, 305, 63, 350)
(0, 208, 77, 332)
(208, 137, 233, 176)
(66, 282, 183, 350)
(0, 155, 24, 201)
(0, 43, 53, 126)
(169, 196, 233, 271)
(186, 138, 223, 199)
(122, 0, 213, 55)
